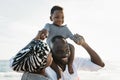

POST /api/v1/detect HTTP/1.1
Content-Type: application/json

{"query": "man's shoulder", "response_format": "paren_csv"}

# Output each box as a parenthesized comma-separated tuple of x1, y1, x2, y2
(73, 57, 102, 71)
(73, 57, 90, 65)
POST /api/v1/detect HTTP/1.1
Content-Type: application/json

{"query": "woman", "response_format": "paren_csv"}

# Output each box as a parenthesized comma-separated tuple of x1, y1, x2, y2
(10, 31, 53, 80)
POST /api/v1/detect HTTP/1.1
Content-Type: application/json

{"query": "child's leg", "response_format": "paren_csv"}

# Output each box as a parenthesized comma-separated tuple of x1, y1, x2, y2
(50, 60, 62, 79)
(68, 43, 75, 74)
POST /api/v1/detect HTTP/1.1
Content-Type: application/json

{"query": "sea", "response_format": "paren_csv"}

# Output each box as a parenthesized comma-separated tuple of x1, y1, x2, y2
(0, 59, 120, 80)
(0, 60, 22, 80)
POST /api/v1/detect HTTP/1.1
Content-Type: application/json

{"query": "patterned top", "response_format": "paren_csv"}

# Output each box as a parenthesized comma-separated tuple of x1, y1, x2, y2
(11, 39, 50, 72)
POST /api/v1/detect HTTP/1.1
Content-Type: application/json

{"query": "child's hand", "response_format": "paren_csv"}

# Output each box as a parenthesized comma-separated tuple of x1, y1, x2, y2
(74, 34, 85, 45)
(34, 29, 48, 40)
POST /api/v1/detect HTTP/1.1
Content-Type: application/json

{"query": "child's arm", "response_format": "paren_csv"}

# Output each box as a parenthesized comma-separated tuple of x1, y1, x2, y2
(68, 43, 75, 74)
(68, 43, 75, 64)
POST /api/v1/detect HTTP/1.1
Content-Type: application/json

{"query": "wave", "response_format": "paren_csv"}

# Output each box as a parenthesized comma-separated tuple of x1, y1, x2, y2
(0, 72, 22, 77)
(0, 72, 22, 80)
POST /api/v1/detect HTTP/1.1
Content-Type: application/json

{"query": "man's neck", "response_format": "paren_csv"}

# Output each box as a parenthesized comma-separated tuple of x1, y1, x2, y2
(55, 62, 66, 71)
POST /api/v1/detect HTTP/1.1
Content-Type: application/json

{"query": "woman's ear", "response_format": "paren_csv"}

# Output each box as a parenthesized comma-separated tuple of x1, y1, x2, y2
(50, 16, 52, 21)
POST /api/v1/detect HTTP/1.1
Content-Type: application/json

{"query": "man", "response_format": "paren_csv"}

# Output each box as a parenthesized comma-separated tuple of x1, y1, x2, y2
(45, 35, 105, 80)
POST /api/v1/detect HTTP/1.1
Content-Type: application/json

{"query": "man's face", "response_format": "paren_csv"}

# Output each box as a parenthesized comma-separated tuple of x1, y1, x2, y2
(52, 38, 70, 64)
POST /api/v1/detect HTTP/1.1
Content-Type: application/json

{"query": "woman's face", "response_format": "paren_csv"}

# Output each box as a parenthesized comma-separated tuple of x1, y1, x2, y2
(50, 10, 64, 26)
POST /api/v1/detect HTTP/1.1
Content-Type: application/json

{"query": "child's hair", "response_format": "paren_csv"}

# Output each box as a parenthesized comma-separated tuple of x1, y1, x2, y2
(50, 5, 63, 15)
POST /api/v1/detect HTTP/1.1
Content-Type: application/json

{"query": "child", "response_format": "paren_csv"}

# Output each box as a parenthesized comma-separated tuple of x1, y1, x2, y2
(38, 5, 83, 79)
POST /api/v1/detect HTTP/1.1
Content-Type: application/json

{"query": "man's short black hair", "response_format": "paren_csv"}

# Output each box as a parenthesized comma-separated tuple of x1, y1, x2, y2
(51, 35, 65, 43)
(50, 5, 63, 15)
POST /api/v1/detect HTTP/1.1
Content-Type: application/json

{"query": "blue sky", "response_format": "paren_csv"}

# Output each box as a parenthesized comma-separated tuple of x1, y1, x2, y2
(0, 0, 120, 60)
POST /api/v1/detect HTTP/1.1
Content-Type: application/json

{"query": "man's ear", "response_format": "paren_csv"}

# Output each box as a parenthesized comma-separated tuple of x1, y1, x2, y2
(50, 16, 52, 21)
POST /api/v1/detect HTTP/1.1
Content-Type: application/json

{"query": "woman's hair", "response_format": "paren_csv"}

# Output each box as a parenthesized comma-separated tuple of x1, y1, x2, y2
(50, 5, 63, 15)
(11, 40, 50, 72)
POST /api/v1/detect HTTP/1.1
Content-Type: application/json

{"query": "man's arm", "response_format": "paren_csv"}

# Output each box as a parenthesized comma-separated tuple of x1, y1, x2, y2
(75, 34, 105, 67)
(81, 38, 105, 67)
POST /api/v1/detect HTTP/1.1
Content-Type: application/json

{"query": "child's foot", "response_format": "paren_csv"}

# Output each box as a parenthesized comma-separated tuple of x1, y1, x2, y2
(68, 64, 74, 74)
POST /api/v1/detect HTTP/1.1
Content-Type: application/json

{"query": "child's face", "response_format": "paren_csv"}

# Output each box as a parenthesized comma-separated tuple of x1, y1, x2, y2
(51, 10, 64, 26)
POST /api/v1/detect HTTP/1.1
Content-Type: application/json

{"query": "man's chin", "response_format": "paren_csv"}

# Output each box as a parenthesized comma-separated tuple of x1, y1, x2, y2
(61, 57, 68, 64)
